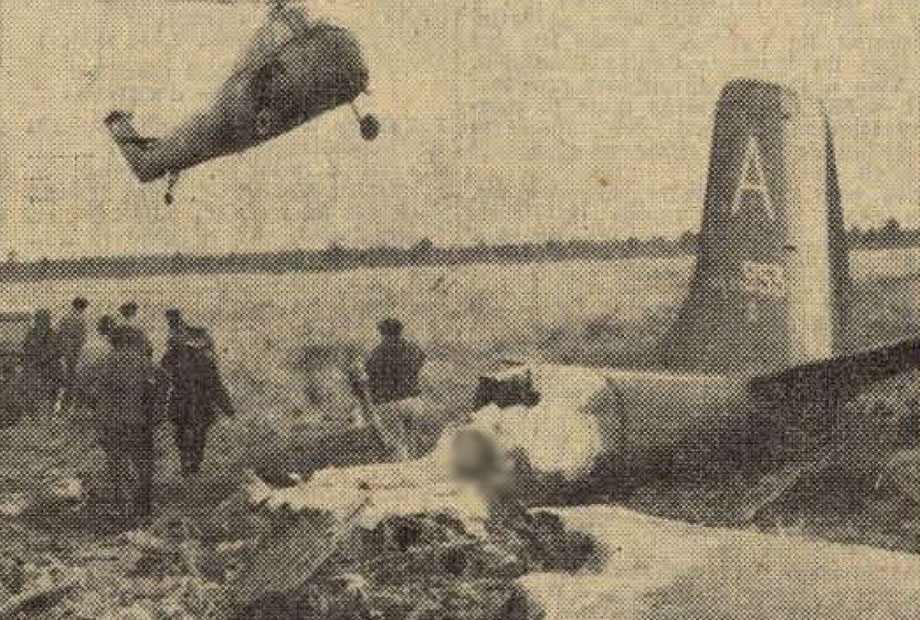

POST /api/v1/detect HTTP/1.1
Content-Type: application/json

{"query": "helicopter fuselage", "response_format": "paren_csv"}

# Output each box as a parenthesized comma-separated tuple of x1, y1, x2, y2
(105, 23, 369, 183)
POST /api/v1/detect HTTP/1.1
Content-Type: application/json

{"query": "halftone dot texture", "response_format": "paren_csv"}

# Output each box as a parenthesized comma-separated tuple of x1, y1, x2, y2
(0, 1, 919, 618)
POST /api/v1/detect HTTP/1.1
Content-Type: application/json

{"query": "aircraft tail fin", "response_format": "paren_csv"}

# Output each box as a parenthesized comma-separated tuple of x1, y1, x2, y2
(103, 111, 163, 182)
(660, 80, 851, 374)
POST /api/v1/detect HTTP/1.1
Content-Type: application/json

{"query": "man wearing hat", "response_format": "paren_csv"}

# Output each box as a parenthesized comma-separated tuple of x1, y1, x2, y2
(357, 318, 427, 460)
(364, 318, 426, 405)
(89, 325, 163, 526)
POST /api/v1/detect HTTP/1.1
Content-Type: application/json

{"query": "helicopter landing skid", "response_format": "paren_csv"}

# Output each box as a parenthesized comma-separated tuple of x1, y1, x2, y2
(164, 171, 180, 205)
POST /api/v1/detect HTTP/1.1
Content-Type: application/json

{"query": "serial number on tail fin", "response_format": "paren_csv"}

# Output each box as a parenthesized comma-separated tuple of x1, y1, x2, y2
(708, 261, 786, 298)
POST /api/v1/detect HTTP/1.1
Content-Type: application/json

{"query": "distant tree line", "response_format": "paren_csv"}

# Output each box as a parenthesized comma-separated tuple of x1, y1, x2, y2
(1, 218, 917, 283)
(846, 217, 920, 249)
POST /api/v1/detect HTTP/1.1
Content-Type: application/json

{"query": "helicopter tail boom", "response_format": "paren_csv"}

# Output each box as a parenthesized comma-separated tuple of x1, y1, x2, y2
(104, 111, 165, 182)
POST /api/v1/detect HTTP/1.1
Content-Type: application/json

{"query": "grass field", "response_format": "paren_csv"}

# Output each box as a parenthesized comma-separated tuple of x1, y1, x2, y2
(0, 249, 918, 617)
(2, 248, 918, 477)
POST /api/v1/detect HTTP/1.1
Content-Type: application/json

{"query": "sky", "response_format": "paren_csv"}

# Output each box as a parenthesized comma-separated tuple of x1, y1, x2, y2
(1, 0, 919, 258)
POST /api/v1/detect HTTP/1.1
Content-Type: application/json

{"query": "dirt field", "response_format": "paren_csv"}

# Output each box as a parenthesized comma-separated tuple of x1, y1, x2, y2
(0, 248, 918, 617)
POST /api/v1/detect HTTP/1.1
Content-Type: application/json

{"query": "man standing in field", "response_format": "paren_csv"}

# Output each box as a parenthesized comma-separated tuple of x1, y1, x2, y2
(89, 327, 163, 527)
(160, 309, 234, 477)
(22, 308, 60, 411)
(359, 318, 427, 459)
(55, 297, 89, 411)
(365, 318, 426, 405)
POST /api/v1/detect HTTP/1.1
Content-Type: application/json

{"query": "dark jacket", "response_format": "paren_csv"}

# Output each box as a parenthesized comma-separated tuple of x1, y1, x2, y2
(55, 311, 87, 362)
(112, 324, 153, 359)
(91, 348, 162, 434)
(23, 326, 59, 372)
(161, 331, 233, 424)
(364, 337, 425, 404)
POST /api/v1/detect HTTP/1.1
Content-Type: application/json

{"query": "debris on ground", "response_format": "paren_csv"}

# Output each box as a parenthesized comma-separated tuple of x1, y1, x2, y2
(0, 364, 915, 617)
(0, 462, 598, 620)
(0, 469, 85, 519)
(229, 485, 600, 620)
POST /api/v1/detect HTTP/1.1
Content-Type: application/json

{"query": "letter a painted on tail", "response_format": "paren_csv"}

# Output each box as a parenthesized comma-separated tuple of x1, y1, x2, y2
(661, 80, 850, 374)
(731, 135, 775, 221)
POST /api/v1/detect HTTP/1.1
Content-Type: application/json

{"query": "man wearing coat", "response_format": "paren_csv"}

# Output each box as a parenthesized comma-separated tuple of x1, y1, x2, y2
(160, 309, 234, 477)
(90, 328, 163, 526)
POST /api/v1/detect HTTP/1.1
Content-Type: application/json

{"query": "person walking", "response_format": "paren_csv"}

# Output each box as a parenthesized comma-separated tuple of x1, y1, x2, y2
(89, 327, 163, 527)
(160, 310, 234, 477)
(22, 309, 60, 412)
(55, 297, 89, 411)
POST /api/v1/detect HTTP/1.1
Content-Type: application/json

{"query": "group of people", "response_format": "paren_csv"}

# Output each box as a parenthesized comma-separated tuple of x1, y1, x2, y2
(22, 298, 234, 526)
(21, 297, 92, 412)
(19, 299, 427, 525)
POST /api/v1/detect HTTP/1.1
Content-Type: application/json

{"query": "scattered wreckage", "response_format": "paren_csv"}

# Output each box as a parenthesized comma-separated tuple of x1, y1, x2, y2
(229, 362, 920, 619)
(0, 474, 83, 619)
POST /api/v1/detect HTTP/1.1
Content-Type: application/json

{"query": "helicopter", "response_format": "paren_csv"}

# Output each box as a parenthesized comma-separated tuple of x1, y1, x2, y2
(104, 0, 379, 204)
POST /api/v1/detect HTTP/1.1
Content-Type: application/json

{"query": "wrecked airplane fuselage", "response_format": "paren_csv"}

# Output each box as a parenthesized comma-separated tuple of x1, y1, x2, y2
(232, 78, 920, 618)
(239, 364, 920, 619)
